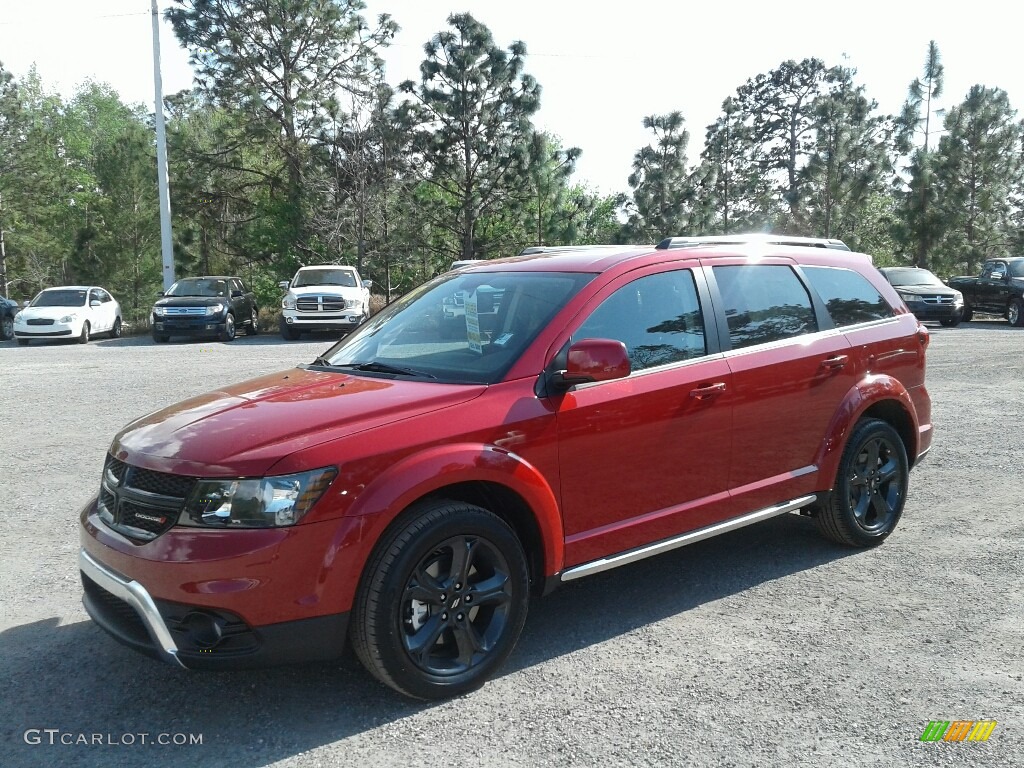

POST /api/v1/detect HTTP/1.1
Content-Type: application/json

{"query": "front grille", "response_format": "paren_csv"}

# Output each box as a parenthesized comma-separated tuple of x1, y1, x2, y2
(100, 454, 197, 543)
(297, 295, 346, 313)
(163, 306, 207, 316)
(82, 574, 151, 647)
(27, 318, 55, 326)
(921, 295, 954, 305)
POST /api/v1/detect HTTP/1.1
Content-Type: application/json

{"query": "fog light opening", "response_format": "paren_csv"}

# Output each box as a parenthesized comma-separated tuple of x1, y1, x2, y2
(181, 611, 225, 649)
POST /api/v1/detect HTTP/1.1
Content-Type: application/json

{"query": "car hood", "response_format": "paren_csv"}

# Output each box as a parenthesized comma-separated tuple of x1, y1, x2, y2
(111, 367, 485, 477)
(894, 284, 959, 295)
(16, 305, 85, 320)
(289, 284, 365, 298)
(155, 297, 231, 308)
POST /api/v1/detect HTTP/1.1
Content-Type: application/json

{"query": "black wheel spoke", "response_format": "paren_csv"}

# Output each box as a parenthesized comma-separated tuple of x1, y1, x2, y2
(405, 614, 446, 664)
(863, 439, 881, 471)
(452, 620, 485, 666)
(448, 536, 480, 587)
(468, 573, 510, 607)
(877, 458, 899, 485)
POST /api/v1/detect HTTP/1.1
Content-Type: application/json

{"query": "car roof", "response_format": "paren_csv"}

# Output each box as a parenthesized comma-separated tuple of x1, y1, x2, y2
(40, 285, 97, 291)
(462, 242, 874, 275)
(177, 275, 239, 281)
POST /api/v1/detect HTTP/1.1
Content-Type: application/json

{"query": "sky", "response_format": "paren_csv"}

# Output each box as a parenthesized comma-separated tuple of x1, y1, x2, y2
(2, 1, 1022, 195)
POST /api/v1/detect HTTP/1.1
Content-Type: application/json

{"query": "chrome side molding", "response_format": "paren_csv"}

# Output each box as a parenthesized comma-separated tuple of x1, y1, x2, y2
(560, 495, 817, 582)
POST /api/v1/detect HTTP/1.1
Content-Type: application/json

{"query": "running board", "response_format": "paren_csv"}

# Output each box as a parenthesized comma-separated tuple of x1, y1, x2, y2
(560, 495, 817, 582)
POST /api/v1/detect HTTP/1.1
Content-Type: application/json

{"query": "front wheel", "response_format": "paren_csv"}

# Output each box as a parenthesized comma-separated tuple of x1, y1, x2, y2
(219, 313, 236, 342)
(940, 317, 960, 327)
(78, 322, 90, 344)
(1, 315, 13, 340)
(110, 317, 123, 338)
(1008, 298, 1024, 327)
(279, 318, 301, 340)
(815, 418, 909, 547)
(351, 501, 530, 700)
(961, 304, 974, 322)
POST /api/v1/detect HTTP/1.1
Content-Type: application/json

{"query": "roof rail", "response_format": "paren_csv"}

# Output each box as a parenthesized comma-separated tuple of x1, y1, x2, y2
(518, 244, 644, 256)
(655, 234, 851, 251)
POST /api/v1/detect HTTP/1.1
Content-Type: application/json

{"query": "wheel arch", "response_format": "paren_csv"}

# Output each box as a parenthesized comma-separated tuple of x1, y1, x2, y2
(816, 375, 922, 481)
(344, 444, 564, 597)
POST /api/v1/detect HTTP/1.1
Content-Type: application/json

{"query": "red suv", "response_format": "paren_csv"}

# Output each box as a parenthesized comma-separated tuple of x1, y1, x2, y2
(80, 243, 932, 699)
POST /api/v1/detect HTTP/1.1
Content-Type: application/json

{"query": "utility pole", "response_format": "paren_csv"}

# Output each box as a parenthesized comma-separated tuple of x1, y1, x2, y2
(151, 0, 175, 290)
(0, 190, 9, 298)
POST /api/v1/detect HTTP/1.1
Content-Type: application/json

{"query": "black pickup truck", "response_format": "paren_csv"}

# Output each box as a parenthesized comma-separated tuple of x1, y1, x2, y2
(948, 257, 1024, 327)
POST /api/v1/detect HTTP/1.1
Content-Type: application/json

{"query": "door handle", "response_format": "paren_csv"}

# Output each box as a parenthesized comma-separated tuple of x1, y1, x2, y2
(689, 382, 727, 399)
(820, 354, 848, 371)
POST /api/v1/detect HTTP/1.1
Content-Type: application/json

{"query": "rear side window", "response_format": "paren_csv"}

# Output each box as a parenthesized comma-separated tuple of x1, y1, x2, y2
(575, 270, 707, 370)
(802, 266, 893, 327)
(713, 265, 816, 350)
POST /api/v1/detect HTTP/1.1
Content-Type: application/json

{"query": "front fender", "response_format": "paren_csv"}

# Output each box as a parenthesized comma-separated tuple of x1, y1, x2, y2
(347, 442, 564, 578)
(815, 374, 921, 484)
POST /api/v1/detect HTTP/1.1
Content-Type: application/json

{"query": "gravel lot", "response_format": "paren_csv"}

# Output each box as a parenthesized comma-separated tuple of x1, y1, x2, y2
(1, 322, 1022, 768)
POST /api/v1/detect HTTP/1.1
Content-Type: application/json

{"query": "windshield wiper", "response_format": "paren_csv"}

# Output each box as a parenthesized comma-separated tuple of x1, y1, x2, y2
(332, 361, 436, 379)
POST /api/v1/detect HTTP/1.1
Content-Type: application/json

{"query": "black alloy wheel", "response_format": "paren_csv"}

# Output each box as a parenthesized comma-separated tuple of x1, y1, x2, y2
(816, 418, 909, 547)
(351, 501, 530, 699)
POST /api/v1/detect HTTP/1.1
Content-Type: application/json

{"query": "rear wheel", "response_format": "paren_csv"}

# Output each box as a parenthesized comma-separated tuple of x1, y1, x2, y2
(815, 418, 909, 547)
(351, 501, 530, 700)
(1, 315, 13, 340)
(1008, 298, 1024, 327)
(246, 308, 260, 336)
(78, 322, 90, 344)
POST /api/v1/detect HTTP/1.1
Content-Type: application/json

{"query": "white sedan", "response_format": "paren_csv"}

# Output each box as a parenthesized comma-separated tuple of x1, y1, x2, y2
(14, 286, 122, 345)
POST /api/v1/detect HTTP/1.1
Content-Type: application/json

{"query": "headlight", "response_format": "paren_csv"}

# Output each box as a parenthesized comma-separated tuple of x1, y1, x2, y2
(282, 294, 297, 310)
(153, 306, 167, 317)
(180, 467, 337, 528)
(347, 299, 363, 311)
(952, 291, 964, 305)
(60, 313, 78, 323)
(205, 303, 225, 316)
(901, 294, 923, 303)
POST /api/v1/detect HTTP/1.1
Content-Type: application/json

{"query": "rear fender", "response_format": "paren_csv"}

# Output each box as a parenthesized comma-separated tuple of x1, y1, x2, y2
(815, 374, 920, 484)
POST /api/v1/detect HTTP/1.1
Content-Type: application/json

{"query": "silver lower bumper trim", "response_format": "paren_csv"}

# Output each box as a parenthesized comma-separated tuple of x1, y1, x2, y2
(560, 495, 818, 582)
(79, 549, 185, 668)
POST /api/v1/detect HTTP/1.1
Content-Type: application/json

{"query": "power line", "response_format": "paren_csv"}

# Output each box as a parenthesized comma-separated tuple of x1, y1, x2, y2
(0, 11, 148, 27)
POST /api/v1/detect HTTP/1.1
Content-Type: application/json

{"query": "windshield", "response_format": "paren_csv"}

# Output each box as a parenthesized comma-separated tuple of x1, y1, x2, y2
(1011, 261, 1024, 278)
(293, 269, 358, 288)
(315, 271, 593, 384)
(884, 268, 944, 287)
(31, 289, 87, 308)
(166, 279, 228, 297)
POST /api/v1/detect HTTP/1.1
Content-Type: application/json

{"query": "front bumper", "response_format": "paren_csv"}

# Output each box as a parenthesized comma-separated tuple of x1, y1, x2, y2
(281, 311, 364, 330)
(14, 319, 80, 338)
(152, 317, 227, 336)
(905, 302, 963, 322)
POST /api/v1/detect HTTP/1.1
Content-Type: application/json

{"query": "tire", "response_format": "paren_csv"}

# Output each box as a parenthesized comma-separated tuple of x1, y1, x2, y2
(961, 304, 974, 322)
(1, 315, 12, 341)
(939, 317, 960, 327)
(1008, 298, 1024, 327)
(246, 308, 260, 336)
(17, 338, 29, 346)
(78, 322, 90, 344)
(351, 500, 530, 700)
(279, 318, 302, 340)
(152, 331, 169, 343)
(219, 313, 236, 342)
(815, 418, 909, 547)
(110, 317, 123, 338)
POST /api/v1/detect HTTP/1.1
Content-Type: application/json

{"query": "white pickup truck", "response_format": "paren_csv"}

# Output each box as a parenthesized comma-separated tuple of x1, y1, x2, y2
(278, 265, 372, 340)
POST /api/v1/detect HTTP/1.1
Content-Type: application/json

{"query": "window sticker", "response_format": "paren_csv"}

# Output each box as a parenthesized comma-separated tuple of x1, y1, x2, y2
(465, 291, 483, 354)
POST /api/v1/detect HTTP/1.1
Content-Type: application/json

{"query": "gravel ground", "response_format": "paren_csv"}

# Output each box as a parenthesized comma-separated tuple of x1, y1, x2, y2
(0, 321, 1021, 768)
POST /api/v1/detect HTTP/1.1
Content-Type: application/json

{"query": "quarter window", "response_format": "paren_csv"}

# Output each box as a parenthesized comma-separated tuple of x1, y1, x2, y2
(575, 270, 707, 371)
(713, 265, 816, 349)
(802, 266, 893, 327)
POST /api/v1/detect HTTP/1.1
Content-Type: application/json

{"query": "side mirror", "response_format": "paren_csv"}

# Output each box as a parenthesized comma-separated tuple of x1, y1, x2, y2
(231, 290, 243, 298)
(278, 281, 290, 291)
(90, 300, 101, 307)
(550, 338, 631, 391)
(156, 291, 165, 298)
(363, 280, 373, 290)
(22, 300, 30, 308)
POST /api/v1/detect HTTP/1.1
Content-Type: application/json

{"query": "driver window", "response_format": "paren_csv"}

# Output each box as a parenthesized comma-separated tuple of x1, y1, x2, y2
(575, 270, 707, 371)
